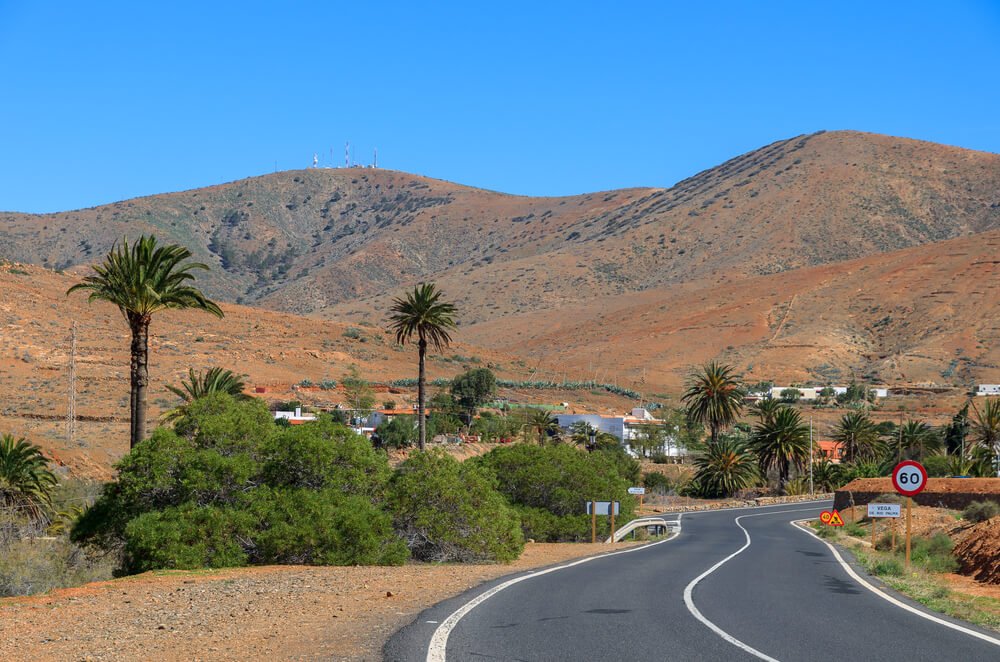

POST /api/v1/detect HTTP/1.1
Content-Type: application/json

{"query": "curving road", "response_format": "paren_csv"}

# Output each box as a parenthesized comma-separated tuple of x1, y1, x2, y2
(385, 501, 1000, 661)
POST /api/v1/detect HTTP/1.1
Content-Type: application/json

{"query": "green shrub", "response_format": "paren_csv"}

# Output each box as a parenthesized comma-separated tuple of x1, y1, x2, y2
(515, 506, 590, 542)
(962, 500, 1000, 523)
(923, 454, 951, 478)
(74, 394, 406, 573)
(643, 472, 672, 494)
(910, 533, 958, 573)
(247, 489, 406, 566)
(390, 449, 523, 562)
(844, 522, 866, 538)
(473, 444, 635, 541)
(261, 416, 390, 499)
(123, 504, 252, 572)
(869, 556, 904, 577)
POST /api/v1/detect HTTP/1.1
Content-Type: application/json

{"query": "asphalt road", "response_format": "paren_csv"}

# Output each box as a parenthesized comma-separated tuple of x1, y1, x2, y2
(384, 501, 1000, 661)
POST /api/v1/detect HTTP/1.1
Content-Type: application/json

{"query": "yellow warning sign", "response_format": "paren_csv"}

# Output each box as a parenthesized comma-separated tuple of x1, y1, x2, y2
(828, 509, 845, 527)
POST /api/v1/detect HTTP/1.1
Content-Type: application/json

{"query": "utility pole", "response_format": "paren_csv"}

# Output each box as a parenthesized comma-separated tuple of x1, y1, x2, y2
(809, 417, 813, 496)
(67, 322, 77, 446)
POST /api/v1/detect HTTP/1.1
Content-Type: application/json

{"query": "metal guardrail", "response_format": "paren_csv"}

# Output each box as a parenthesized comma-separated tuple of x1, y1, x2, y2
(606, 516, 679, 543)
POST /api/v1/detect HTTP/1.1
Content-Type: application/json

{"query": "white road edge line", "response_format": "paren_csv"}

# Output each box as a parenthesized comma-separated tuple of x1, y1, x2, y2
(794, 520, 1000, 648)
(682, 506, 826, 662)
(425, 513, 684, 662)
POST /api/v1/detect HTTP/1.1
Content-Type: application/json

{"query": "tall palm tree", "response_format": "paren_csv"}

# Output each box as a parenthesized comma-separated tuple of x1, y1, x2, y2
(750, 406, 810, 493)
(831, 411, 882, 464)
(526, 409, 559, 445)
(752, 397, 783, 425)
(691, 439, 758, 498)
(162, 367, 249, 422)
(388, 283, 457, 450)
(970, 398, 1000, 476)
(682, 362, 744, 445)
(888, 420, 941, 463)
(68, 236, 223, 448)
(0, 434, 58, 520)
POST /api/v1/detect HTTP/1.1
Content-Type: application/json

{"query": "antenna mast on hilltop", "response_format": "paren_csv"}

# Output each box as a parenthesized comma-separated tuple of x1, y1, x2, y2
(373, 147, 378, 168)
(67, 322, 77, 446)
(345, 141, 350, 168)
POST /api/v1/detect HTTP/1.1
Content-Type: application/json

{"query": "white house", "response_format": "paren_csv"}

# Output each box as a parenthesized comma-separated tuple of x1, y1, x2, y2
(766, 386, 887, 401)
(976, 384, 1000, 396)
(273, 407, 317, 425)
(556, 408, 684, 457)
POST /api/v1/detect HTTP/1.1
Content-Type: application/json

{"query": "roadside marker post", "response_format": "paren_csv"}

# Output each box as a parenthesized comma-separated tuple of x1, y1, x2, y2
(591, 500, 597, 544)
(891, 460, 928, 571)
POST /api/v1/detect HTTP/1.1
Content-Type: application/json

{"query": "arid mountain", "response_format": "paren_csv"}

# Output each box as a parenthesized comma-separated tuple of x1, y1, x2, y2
(3, 130, 1000, 476)
(0, 264, 557, 478)
(466, 229, 1000, 391)
(3, 131, 999, 326)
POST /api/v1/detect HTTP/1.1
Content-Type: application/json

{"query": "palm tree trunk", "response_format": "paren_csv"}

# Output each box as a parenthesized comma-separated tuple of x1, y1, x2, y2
(129, 316, 150, 449)
(417, 337, 427, 451)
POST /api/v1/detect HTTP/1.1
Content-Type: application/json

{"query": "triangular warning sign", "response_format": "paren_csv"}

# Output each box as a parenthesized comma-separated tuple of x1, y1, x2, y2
(828, 509, 845, 527)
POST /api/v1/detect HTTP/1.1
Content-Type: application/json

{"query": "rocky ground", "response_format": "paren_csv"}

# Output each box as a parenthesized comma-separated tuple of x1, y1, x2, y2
(0, 542, 636, 661)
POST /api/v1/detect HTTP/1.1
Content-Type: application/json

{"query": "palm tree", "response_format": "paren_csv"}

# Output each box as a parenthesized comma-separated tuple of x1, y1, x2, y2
(526, 409, 559, 445)
(568, 421, 598, 448)
(831, 411, 882, 464)
(888, 420, 941, 463)
(68, 236, 223, 448)
(388, 283, 457, 451)
(970, 398, 1000, 476)
(691, 439, 758, 498)
(162, 367, 249, 422)
(752, 397, 783, 425)
(0, 434, 58, 520)
(750, 406, 810, 493)
(682, 362, 744, 445)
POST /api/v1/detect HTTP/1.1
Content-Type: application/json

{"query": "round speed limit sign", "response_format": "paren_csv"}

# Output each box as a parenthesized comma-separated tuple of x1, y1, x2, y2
(891, 460, 928, 497)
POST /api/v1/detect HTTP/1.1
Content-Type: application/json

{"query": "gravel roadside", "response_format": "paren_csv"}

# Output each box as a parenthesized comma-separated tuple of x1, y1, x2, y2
(0, 542, 639, 661)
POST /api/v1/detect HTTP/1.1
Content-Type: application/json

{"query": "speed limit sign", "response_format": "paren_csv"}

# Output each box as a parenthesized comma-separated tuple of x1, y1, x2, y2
(892, 460, 928, 497)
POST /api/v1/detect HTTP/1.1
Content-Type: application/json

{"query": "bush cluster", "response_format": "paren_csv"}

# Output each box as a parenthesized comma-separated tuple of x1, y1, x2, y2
(73, 394, 408, 573)
(473, 444, 637, 541)
(962, 500, 1000, 523)
(73, 394, 538, 574)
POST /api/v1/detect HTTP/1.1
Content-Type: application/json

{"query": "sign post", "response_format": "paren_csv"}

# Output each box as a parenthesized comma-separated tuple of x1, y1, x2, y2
(586, 501, 620, 542)
(891, 461, 928, 571)
(628, 486, 645, 510)
(866, 503, 902, 551)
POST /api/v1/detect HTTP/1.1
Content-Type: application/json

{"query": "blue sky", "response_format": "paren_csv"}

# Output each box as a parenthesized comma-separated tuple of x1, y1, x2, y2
(2, 1, 999, 213)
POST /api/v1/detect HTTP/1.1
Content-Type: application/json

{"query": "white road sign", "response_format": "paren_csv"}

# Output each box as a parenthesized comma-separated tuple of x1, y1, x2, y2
(586, 501, 620, 516)
(628, 487, 646, 495)
(867, 503, 901, 518)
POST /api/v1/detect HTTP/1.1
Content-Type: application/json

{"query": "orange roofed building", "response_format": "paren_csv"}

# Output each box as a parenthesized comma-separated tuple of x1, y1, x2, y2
(816, 440, 844, 463)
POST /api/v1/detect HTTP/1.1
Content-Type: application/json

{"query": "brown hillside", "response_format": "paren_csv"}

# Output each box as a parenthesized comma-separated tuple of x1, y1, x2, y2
(3, 131, 999, 326)
(0, 264, 566, 478)
(464, 229, 1000, 390)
